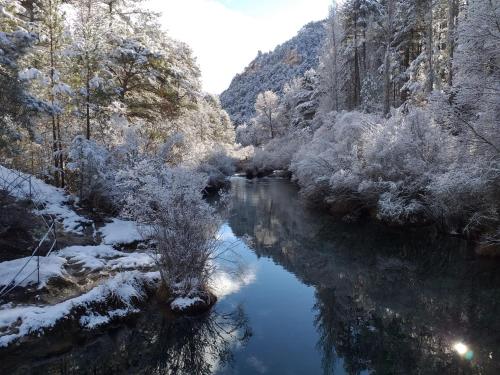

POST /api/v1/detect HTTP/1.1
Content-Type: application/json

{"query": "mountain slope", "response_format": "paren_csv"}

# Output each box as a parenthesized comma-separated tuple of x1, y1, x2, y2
(221, 21, 326, 126)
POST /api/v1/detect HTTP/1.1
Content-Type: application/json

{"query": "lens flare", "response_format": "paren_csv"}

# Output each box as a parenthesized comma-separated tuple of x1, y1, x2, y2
(453, 342, 468, 355)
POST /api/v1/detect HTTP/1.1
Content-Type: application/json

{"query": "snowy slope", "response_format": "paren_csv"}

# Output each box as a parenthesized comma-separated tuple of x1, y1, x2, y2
(220, 21, 325, 126)
(0, 165, 90, 233)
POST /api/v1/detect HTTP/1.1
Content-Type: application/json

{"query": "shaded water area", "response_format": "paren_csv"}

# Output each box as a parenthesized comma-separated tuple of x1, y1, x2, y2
(3, 177, 500, 374)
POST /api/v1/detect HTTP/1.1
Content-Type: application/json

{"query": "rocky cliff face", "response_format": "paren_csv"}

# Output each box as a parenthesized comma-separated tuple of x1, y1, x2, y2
(220, 21, 326, 126)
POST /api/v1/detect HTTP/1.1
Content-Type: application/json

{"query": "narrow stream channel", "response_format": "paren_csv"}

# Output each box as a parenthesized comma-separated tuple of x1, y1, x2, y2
(5, 177, 500, 374)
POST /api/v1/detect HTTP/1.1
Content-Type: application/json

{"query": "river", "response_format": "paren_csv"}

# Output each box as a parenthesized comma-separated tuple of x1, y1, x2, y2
(4, 177, 500, 374)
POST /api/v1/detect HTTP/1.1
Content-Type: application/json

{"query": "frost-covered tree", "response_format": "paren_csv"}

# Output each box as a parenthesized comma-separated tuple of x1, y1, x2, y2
(0, 1, 39, 155)
(68, 0, 109, 140)
(254, 91, 280, 140)
(19, 0, 72, 186)
(450, 0, 500, 157)
(318, 3, 345, 112)
(280, 70, 319, 129)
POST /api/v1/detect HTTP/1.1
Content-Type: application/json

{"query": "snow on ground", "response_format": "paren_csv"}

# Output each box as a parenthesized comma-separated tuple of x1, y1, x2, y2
(55, 244, 155, 272)
(79, 307, 134, 329)
(0, 165, 90, 233)
(0, 271, 160, 347)
(55, 245, 119, 271)
(0, 256, 67, 289)
(0, 166, 161, 347)
(99, 219, 145, 245)
(108, 252, 154, 270)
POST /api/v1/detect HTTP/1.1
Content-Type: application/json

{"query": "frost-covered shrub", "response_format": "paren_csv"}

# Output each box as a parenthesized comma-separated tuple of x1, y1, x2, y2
(377, 185, 428, 225)
(289, 102, 499, 231)
(251, 128, 312, 172)
(365, 109, 447, 180)
(426, 163, 500, 233)
(288, 109, 440, 222)
(198, 149, 236, 190)
(291, 111, 372, 202)
(122, 165, 220, 299)
(235, 119, 271, 147)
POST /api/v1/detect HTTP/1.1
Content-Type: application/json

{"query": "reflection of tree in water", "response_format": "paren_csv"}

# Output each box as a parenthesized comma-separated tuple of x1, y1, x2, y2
(149, 306, 252, 375)
(313, 284, 500, 375)
(14, 306, 251, 375)
(314, 288, 430, 375)
(228, 178, 500, 375)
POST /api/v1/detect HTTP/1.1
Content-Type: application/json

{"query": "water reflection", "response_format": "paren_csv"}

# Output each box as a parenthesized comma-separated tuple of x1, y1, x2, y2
(3, 305, 251, 375)
(227, 177, 500, 374)
(147, 307, 252, 375)
(4, 177, 500, 374)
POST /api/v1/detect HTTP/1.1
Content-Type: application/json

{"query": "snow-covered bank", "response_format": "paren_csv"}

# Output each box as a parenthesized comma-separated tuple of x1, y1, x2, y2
(0, 271, 160, 347)
(0, 165, 90, 233)
(0, 240, 158, 348)
(0, 165, 161, 347)
(56, 244, 154, 272)
(0, 165, 249, 347)
(0, 256, 67, 289)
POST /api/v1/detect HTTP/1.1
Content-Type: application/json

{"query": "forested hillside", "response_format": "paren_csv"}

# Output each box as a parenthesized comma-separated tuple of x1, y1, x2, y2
(240, 0, 500, 251)
(220, 20, 325, 125)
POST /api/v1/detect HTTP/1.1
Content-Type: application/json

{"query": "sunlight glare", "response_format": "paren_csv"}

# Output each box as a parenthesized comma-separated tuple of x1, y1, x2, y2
(453, 342, 468, 355)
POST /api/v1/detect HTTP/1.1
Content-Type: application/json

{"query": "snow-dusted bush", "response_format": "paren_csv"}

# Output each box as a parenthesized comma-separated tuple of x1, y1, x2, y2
(251, 128, 312, 172)
(198, 149, 236, 190)
(291, 111, 373, 202)
(426, 163, 500, 234)
(121, 164, 221, 300)
(376, 186, 428, 225)
(288, 102, 499, 232)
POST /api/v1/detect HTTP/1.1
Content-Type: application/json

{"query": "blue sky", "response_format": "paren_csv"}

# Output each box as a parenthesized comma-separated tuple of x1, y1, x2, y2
(148, 0, 331, 94)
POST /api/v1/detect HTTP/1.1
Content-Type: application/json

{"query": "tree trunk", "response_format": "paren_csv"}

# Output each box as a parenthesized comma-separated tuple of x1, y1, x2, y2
(56, 115, 64, 188)
(383, 44, 391, 116)
(329, 7, 340, 111)
(86, 0, 92, 140)
(426, 0, 434, 93)
(383, 0, 395, 116)
(353, 13, 361, 108)
(48, 0, 60, 187)
(268, 112, 275, 139)
(86, 59, 91, 140)
(447, 0, 457, 86)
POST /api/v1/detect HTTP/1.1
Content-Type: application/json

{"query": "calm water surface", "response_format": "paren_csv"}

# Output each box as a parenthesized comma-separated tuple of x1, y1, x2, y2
(4, 177, 500, 374)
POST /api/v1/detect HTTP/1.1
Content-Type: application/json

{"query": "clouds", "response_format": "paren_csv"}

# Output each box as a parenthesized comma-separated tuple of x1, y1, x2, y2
(147, 0, 330, 94)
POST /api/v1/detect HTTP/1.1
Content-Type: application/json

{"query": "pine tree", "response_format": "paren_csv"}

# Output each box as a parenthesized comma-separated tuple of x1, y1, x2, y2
(0, 1, 38, 155)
